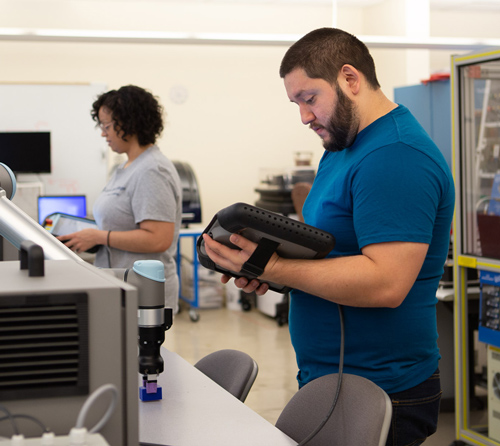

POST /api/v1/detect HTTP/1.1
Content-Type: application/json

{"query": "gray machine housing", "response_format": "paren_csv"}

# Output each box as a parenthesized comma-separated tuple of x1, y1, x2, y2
(0, 258, 139, 445)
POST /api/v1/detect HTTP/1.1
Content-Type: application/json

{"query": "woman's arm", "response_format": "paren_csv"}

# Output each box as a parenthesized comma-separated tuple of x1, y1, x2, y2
(57, 220, 175, 254)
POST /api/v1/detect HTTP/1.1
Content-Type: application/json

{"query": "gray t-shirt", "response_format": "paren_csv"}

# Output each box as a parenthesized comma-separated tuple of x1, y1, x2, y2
(93, 145, 182, 312)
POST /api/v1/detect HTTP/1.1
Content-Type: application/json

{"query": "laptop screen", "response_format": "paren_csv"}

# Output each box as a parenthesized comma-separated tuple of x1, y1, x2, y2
(38, 195, 87, 225)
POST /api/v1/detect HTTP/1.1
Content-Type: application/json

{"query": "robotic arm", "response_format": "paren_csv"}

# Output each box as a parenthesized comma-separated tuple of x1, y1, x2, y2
(106, 262, 173, 401)
(0, 163, 82, 262)
(0, 162, 171, 401)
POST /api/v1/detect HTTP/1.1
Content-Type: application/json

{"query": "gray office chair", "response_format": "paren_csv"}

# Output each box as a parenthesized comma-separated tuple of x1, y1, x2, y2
(275, 373, 392, 446)
(194, 349, 259, 402)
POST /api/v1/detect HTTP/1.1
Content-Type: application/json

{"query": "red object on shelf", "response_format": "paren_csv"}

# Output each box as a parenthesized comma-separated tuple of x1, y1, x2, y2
(421, 73, 450, 85)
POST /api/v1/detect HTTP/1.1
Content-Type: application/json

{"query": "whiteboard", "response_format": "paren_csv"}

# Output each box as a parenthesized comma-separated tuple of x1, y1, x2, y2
(0, 83, 108, 217)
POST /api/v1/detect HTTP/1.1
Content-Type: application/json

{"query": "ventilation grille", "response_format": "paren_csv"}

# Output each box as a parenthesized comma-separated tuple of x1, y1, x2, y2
(0, 293, 89, 401)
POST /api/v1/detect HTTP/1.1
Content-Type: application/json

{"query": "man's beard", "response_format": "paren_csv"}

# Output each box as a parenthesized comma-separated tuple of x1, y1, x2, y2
(321, 84, 358, 153)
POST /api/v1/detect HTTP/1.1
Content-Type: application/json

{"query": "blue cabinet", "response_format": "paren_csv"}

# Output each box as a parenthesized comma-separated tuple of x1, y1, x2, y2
(394, 80, 451, 169)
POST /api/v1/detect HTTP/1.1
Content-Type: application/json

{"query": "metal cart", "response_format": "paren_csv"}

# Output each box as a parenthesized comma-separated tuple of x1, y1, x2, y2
(176, 227, 203, 322)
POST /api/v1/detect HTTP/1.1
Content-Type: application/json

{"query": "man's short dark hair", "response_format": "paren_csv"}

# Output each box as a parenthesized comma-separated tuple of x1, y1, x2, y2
(279, 27, 380, 89)
(91, 85, 164, 146)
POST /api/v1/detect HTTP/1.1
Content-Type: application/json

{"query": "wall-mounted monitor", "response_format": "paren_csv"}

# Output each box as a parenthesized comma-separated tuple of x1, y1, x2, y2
(0, 132, 51, 174)
(38, 195, 87, 225)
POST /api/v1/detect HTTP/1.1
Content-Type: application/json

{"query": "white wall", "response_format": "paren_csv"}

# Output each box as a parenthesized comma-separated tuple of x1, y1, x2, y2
(1, 0, 499, 224)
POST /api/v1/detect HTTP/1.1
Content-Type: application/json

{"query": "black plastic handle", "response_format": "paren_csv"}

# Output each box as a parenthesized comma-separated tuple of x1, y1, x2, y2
(20, 241, 45, 277)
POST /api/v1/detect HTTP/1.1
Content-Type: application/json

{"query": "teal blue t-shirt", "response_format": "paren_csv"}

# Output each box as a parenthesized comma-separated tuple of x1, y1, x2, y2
(289, 105, 455, 393)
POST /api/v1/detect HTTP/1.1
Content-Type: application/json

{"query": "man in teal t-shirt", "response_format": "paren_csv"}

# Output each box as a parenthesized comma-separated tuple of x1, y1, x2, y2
(292, 103, 454, 394)
(202, 28, 454, 446)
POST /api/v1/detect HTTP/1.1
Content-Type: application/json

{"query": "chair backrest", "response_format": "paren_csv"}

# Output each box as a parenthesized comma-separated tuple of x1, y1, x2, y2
(194, 349, 259, 402)
(275, 373, 392, 446)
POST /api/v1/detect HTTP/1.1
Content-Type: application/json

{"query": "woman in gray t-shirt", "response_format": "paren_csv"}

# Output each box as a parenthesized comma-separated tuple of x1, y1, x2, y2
(57, 85, 182, 313)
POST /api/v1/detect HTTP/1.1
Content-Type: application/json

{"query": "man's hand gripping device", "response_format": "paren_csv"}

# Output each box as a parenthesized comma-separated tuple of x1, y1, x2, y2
(197, 202, 336, 293)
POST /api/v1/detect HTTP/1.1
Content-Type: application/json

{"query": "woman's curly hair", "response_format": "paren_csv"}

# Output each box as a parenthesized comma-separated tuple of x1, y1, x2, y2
(91, 85, 164, 146)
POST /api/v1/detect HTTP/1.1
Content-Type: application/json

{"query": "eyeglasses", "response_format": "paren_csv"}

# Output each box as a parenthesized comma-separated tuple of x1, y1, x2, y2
(99, 122, 114, 134)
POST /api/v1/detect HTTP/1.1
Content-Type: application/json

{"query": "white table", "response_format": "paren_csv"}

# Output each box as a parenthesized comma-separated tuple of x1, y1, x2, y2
(139, 348, 297, 446)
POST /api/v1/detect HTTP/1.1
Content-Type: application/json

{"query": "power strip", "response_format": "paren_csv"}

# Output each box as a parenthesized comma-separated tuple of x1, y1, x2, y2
(0, 433, 110, 445)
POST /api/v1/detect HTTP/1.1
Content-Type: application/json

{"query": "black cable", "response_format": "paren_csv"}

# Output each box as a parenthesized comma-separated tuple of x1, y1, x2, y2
(297, 304, 345, 446)
(0, 405, 20, 436)
(0, 414, 50, 434)
(106, 243, 112, 268)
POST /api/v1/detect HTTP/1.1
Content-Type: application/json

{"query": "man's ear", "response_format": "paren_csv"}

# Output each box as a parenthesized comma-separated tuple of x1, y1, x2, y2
(338, 64, 360, 95)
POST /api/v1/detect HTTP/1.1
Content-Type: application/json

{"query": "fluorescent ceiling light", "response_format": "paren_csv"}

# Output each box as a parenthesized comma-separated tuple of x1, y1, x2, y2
(1, 28, 500, 50)
(0, 28, 29, 36)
